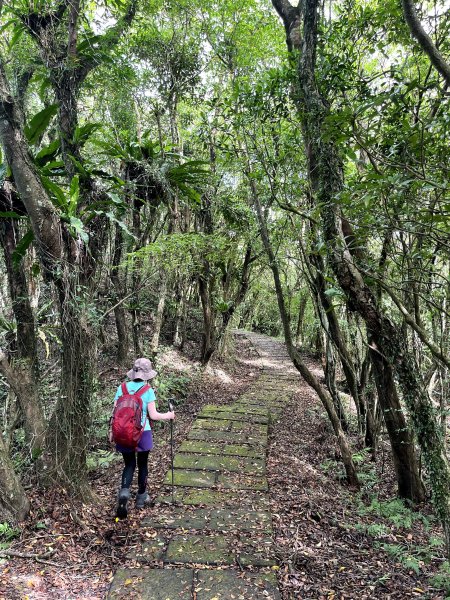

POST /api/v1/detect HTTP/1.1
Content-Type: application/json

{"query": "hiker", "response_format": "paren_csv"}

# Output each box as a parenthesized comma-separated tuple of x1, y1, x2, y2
(109, 357, 175, 519)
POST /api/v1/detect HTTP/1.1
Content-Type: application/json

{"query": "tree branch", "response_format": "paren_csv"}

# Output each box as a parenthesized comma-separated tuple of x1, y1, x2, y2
(76, 0, 138, 80)
(365, 274, 450, 370)
(401, 0, 450, 85)
(271, 0, 302, 51)
(20, 0, 70, 40)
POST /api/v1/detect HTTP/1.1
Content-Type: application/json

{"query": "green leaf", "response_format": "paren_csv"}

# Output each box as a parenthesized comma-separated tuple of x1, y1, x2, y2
(68, 175, 80, 216)
(73, 123, 101, 145)
(35, 139, 61, 165)
(8, 23, 25, 49)
(0, 211, 25, 219)
(69, 217, 89, 243)
(103, 211, 136, 239)
(40, 175, 68, 211)
(324, 287, 344, 298)
(40, 161, 65, 176)
(25, 104, 58, 145)
(67, 154, 89, 177)
(12, 229, 34, 268)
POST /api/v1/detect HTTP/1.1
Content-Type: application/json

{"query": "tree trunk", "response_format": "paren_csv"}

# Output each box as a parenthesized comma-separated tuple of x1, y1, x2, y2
(401, 0, 450, 85)
(151, 274, 168, 356)
(250, 178, 359, 487)
(173, 276, 190, 349)
(312, 254, 366, 431)
(370, 344, 425, 501)
(46, 283, 96, 492)
(324, 337, 349, 432)
(110, 223, 129, 365)
(198, 273, 215, 366)
(358, 352, 380, 453)
(0, 2, 137, 494)
(0, 190, 45, 458)
(295, 291, 308, 346)
(0, 433, 29, 522)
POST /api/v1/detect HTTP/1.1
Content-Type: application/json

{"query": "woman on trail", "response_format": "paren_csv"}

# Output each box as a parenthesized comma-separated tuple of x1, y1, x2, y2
(110, 357, 175, 519)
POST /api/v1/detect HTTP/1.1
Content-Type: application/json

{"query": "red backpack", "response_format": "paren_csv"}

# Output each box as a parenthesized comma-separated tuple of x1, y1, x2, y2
(111, 383, 151, 449)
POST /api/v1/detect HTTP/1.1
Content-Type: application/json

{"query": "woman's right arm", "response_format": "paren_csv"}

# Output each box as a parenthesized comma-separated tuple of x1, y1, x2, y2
(148, 401, 175, 421)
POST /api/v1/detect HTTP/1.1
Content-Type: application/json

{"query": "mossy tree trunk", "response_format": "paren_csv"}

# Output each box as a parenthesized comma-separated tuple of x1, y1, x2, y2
(0, 431, 29, 523)
(0, 185, 45, 459)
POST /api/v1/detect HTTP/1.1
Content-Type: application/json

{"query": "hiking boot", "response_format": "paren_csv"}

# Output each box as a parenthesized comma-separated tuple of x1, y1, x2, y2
(116, 487, 130, 519)
(135, 491, 150, 509)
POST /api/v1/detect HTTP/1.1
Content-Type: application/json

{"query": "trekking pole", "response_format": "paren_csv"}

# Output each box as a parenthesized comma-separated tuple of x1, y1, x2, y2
(168, 399, 175, 504)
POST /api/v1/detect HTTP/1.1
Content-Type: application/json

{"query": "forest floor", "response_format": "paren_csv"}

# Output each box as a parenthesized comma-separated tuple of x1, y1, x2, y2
(0, 333, 448, 599)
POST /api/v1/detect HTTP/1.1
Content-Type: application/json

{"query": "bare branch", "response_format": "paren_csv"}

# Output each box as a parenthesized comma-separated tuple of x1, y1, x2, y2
(401, 0, 450, 85)
(379, 279, 450, 370)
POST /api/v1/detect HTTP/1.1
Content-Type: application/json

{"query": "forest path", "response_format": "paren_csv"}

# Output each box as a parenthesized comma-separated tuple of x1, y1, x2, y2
(107, 331, 301, 599)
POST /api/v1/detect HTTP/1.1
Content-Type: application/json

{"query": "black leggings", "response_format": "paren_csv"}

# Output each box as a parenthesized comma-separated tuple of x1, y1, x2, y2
(121, 451, 149, 494)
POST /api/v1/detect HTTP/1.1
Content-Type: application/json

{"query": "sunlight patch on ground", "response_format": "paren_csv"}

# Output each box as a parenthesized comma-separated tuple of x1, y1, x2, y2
(203, 366, 234, 383)
(158, 348, 200, 373)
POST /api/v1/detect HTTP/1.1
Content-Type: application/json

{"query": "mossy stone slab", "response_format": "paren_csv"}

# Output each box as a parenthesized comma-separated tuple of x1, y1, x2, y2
(144, 506, 272, 534)
(229, 404, 269, 415)
(230, 422, 268, 436)
(128, 536, 166, 562)
(165, 534, 233, 565)
(156, 488, 225, 506)
(162, 488, 269, 508)
(196, 570, 281, 600)
(198, 409, 268, 424)
(239, 554, 277, 567)
(164, 469, 216, 488)
(192, 419, 232, 431)
(217, 473, 268, 491)
(107, 568, 193, 599)
(173, 454, 265, 474)
(144, 507, 211, 530)
(208, 508, 273, 534)
(174, 454, 240, 471)
(179, 441, 259, 458)
(203, 404, 268, 416)
(187, 429, 267, 447)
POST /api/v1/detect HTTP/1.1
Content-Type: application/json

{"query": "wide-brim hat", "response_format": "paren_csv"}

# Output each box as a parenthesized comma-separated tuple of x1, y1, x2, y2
(127, 357, 157, 381)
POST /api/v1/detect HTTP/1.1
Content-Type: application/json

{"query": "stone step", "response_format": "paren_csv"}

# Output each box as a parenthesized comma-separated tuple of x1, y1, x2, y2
(143, 506, 273, 535)
(187, 429, 268, 446)
(191, 420, 268, 436)
(173, 453, 266, 474)
(156, 488, 269, 508)
(197, 408, 269, 424)
(202, 403, 269, 415)
(163, 469, 268, 491)
(179, 440, 261, 458)
(108, 568, 281, 600)
(128, 532, 276, 568)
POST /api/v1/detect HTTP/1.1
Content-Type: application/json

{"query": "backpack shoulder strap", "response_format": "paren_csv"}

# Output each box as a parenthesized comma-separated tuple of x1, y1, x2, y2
(135, 384, 151, 398)
(121, 382, 128, 395)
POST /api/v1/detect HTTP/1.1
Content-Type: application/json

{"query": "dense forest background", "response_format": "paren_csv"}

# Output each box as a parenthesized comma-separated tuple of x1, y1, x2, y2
(0, 0, 449, 596)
